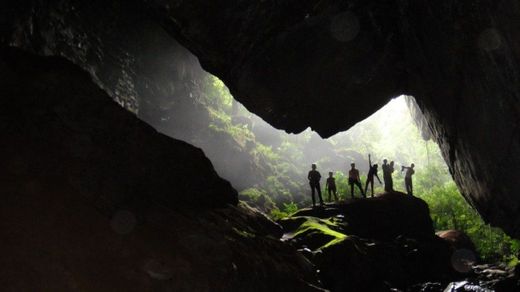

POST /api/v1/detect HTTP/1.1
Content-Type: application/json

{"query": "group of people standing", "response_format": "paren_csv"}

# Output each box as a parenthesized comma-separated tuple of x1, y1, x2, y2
(307, 154, 415, 207)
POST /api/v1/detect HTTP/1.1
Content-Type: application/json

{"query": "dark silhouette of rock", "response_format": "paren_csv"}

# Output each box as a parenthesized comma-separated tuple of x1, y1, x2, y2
(0, 48, 322, 291)
(281, 192, 455, 291)
(315, 235, 455, 291)
(437, 230, 479, 274)
(293, 192, 435, 241)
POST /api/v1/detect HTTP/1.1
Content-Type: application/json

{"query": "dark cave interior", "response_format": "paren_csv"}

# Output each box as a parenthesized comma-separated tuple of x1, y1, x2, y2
(1, 0, 520, 291)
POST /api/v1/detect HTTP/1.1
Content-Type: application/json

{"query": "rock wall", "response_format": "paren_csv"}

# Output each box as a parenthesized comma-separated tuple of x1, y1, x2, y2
(0, 47, 321, 290)
(402, 0, 520, 237)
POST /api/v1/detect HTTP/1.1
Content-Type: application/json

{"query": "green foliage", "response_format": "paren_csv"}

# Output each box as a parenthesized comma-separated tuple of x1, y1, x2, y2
(269, 209, 288, 221)
(415, 173, 520, 262)
(283, 202, 299, 214)
(239, 187, 265, 201)
(253, 144, 280, 161)
(203, 76, 233, 112)
(269, 202, 300, 221)
(239, 188, 277, 212)
(333, 171, 349, 200)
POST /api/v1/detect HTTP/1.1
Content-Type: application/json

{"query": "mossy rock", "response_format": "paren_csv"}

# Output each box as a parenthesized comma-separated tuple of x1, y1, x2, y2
(281, 216, 346, 250)
(293, 192, 435, 241)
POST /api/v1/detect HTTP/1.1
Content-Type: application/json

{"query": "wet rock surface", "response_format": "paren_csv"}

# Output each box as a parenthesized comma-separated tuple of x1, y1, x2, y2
(417, 263, 520, 292)
(0, 48, 321, 291)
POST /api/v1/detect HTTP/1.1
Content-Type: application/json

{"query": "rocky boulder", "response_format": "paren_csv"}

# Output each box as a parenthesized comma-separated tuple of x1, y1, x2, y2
(316, 236, 453, 291)
(280, 192, 456, 291)
(437, 230, 477, 253)
(291, 192, 436, 241)
(437, 230, 479, 274)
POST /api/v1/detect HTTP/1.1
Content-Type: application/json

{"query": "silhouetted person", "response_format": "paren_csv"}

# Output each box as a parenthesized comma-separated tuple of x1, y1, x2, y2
(364, 154, 382, 197)
(402, 163, 415, 195)
(325, 172, 339, 202)
(308, 164, 324, 207)
(389, 161, 395, 190)
(348, 163, 365, 198)
(382, 159, 394, 192)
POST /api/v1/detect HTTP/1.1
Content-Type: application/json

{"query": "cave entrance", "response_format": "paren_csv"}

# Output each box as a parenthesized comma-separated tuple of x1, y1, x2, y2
(147, 73, 518, 262)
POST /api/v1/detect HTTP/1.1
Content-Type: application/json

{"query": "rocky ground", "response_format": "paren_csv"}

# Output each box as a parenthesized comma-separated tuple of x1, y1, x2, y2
(278, 192, 520, 292)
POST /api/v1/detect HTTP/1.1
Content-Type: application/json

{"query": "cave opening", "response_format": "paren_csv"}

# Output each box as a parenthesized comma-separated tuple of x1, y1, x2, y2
(143, 71, 518, 264)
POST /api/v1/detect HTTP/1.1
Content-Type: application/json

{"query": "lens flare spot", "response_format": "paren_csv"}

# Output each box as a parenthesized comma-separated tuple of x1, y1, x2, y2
(110, 210, 137, 234)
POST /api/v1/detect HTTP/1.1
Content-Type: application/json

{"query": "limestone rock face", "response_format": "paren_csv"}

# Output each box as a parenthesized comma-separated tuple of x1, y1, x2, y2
(0, 48, 321, 291)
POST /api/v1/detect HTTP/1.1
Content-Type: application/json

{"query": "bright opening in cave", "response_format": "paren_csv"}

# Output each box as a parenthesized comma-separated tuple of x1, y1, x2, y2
(146, 75, 518, 263)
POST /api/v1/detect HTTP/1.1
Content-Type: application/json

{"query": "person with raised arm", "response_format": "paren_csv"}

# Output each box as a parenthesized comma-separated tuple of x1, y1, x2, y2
(401, 163, 415, 195)
(365, 154, 382, 197)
